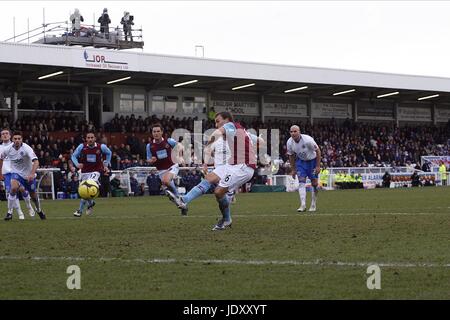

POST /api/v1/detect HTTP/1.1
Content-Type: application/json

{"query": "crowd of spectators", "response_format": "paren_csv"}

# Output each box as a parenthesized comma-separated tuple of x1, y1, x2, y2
(0, 113, 91, 133)
(101, 115, 449, 170)
(0, 112, 448, 178)
(2, 112, 447, 170)
(103, 114, 201, 134)
(18, 97, 82, 111)
(381, 170, 436, 188)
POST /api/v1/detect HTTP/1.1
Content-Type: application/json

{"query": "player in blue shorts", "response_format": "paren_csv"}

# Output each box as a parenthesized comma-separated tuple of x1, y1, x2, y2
(0, 128, 35, 220)
(0, 131, 46, 220)
(286, 125, 321, 212)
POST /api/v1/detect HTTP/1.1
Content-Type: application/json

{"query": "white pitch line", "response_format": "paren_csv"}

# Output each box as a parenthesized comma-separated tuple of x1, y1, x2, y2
(41, 211, 446, 220)
(0, 255, 449, 268)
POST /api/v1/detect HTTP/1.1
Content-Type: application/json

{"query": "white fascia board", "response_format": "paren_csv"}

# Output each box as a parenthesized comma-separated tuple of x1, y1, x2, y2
(1, 41, 450, 93)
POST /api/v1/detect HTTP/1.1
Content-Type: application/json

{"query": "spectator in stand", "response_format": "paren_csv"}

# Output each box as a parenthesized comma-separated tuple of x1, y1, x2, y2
(66, 165, 78, 181)
(68, 175, 80, 199)
(100, 167, 111, 198)
(2, 112, 449, 174)
(110, 175, 122, 196)
(180, 171, 194, 192)
(146, 170, 161, 195)
(130, 174, 139, 196)
(136, 183, 145, 196)
(422, 161, 431, 172)
(111, 151, 121, 170)
(382, 171, 391, 188)
(421, 175, 435, 187)
(58, 174, 69, 198)
(411, 171, 421, 187)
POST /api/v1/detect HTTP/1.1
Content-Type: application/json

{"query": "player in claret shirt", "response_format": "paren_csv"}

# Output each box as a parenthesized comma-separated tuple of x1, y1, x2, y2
(168, 112, 260, 231)
(146, 123, 186, 215)
(71, 131, 112, 217)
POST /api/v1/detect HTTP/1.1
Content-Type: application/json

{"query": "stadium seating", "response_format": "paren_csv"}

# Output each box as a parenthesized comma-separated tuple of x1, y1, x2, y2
(0, 112, 448, 197)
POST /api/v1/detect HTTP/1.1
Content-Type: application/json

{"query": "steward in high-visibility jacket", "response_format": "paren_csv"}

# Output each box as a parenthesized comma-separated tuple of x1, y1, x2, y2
(334, 172, 343, 189)
(439, 162, 447, 186)
(320, 168, 329, 187)
(355, 174, 363, 189)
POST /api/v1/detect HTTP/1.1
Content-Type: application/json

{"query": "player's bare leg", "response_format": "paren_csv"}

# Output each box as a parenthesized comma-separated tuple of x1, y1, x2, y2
(162, 172, 179, 197)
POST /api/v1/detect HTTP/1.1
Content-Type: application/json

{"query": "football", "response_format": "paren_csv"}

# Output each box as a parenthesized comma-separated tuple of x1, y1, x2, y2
(78, 179, 100, 200)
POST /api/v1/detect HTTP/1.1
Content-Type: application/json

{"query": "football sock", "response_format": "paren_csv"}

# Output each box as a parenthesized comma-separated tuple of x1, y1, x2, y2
(182, 179, 212, 204)
(14, 197, 21, 211)
(32, 195, 41, 212)
(311, 185, 318, 206)
(169, 180, 179, 197)
(7, 193, 16, 214)
(78, 199, 86, 212)
(22, 191, 33, 210)
(217, 195, 231, 221)
(298, 182, 306, 206)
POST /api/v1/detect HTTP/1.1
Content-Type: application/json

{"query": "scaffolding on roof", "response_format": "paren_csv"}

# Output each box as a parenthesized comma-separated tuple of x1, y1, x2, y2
(4, 20, 144, 50)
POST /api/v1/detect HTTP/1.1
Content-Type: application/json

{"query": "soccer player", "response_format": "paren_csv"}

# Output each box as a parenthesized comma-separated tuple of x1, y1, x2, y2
(0, 131, 46, 220)
(71, 131, 112, 217)
(286, 125, 321, 212)
(168, 112, 258, 230)
(146, 124, 186, 215)
(0, 128, 35, 220)
(203, 126, 263, 204)
(204, 132, 236, 202)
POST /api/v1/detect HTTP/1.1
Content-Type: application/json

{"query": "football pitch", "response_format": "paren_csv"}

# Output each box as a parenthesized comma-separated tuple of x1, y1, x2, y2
(0, 187, 449, 300)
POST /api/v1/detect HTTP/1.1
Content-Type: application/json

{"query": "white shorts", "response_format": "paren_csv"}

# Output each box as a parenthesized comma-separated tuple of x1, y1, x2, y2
(217, 164, 254, 191)
(158, 164, 179, 179)
(80, 172, 101, 184)
(212, 164, 228, 181)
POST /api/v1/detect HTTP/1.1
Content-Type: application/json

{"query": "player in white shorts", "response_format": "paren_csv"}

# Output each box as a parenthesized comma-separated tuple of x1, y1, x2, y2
(167, 112, 262, 230)
(206, 136, 236, 203)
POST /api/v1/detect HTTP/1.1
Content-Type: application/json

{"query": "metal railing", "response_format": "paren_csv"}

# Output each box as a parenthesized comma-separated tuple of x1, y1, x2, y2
(4, 21, 143, 46)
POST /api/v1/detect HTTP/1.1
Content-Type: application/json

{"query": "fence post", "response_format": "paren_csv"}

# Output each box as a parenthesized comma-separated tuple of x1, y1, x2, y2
(51, 171, 55, 200)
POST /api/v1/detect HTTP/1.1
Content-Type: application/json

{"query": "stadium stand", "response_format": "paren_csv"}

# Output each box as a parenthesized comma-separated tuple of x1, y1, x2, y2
(0, 112, 447, 198)
(9, 112, 447, 169)
(0, 41, 449, 198)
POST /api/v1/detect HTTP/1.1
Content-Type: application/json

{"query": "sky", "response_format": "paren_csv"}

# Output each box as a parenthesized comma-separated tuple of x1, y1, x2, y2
(1, 0, 450, 78)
